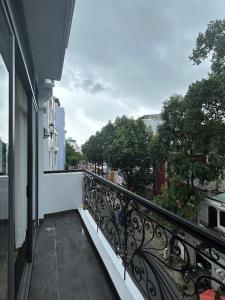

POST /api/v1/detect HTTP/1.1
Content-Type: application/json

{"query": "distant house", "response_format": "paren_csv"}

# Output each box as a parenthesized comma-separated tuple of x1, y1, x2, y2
(197, 193, 225, 290)
(67, 137, 76, 149)
(67, 137, 82, 153)
(199, 193, 225, 236)
(141, 113, 162, 133)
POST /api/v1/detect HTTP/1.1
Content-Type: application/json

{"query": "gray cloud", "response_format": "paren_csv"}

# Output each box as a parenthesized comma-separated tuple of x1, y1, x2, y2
(55, 0, 225, 144)
(59, 68, 110, 95)
(76, 78, 107, 94)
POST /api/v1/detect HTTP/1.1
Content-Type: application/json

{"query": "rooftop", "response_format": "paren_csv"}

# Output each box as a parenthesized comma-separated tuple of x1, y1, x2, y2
(207, 192, 225, 203)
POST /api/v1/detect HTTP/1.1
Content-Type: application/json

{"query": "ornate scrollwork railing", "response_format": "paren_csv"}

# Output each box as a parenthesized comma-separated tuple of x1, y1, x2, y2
(83, 171, 225, 300)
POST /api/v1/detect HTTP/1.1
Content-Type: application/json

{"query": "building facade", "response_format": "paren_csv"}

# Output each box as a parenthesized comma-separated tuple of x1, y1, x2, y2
(141, 113, 162, 133)
(67, 137, 77, 150)
(43, 96, 65, 171)
(55, 103, 66, 170)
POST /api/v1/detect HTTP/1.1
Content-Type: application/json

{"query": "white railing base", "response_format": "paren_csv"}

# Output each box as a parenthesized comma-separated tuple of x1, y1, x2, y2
(78, 208, 144, 300)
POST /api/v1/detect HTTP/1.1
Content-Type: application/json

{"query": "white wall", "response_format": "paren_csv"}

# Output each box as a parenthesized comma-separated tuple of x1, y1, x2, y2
(0, 176, 8, 219)
(55, 106, 65, 170)
(39, 172, 83, 219)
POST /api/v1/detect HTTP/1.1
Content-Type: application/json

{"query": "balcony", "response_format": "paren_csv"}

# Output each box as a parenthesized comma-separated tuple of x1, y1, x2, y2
(30, 170, 225, 300)
(29, 212, 119, 300)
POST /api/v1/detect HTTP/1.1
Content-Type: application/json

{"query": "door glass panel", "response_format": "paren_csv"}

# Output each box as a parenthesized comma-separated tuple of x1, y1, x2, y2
(14, 74, 28, 296)
(0, 5, 10, 300)
(32, 108, 36, 230)
(15, 75, 28, 250)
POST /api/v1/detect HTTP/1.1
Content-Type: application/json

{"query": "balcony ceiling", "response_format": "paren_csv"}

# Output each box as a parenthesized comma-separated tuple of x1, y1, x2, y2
(23, 0, 75, 81)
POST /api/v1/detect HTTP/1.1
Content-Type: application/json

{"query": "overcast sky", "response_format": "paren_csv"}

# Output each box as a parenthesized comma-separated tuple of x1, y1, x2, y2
(54, 0, 225, 145)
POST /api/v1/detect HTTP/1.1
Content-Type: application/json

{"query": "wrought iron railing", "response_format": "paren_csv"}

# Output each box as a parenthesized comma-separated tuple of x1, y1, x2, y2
(83, 171, 225, 300)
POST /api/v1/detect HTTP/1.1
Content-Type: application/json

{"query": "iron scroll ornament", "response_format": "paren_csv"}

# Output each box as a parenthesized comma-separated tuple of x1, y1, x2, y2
(83, 174, 225, 300)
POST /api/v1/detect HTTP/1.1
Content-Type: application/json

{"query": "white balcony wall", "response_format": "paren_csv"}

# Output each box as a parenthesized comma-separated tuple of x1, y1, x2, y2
(39, 172, 83, 219)
(0, 176, 8, 219)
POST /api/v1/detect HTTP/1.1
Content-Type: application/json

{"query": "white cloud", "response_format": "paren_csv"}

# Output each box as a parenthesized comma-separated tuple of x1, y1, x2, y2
(54, 0, 225, 145)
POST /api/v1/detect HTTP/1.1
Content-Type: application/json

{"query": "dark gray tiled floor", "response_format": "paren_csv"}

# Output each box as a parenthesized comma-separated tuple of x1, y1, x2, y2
(29, 212, 120, 300)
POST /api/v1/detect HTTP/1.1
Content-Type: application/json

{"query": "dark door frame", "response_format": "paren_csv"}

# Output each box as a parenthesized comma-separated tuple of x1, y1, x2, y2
(0, 1, 17, 300)
(2, 0, 38, 298)
(208, 206, 218, 229)
(27, 94, 33, 263)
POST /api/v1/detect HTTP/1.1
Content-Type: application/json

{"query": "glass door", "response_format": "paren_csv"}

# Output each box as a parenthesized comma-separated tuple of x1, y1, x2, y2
(0, 1, 35, 298)
(0, 4, 11, 300)
(14, 74, 28, 296)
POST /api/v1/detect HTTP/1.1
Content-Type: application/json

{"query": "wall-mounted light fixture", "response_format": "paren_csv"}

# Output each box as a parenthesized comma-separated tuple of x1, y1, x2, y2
(43, 122, 54, 139)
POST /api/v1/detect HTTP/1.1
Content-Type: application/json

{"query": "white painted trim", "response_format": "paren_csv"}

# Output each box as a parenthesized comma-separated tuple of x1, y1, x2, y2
(78, 208, 144, 300)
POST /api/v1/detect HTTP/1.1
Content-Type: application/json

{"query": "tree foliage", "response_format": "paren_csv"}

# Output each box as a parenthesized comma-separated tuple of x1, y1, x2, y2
(155, 77, 225, 219)
(186, 75, 225, 122)
(156, 178, 200, 221)
(190, 19, 225, 76)
(82, 18, 225, 221)
(65, 142, 83, 169)
(82, 116, 153, 190)
(111, 116, 153, 189)
(154, 19, 225, 219)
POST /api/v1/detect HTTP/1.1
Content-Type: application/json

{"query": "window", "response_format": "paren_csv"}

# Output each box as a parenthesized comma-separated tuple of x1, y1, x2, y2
(220, 211, 225, 228)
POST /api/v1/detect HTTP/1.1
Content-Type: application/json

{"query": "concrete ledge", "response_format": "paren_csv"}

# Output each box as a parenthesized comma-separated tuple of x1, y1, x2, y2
(78, 208, 144, 300)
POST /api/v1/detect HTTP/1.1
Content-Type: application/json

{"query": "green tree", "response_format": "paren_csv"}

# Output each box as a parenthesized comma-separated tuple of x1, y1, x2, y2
(155, 19, 225, 220)
(156, 83, 225, 220)
(82, 135, 96, 164)
(156, 178, 200, 221)
(190, 19, 225, 76)
(110, 116, 153, 190)
(101, 121, 116, 170)
(155, 95, 203, 220)
(185, 76, 225, 122)
(82, 132, 104, 172)
(65, 142, 83, 169)
(82, 116, 153, 191)
(185, 77, 225, 183)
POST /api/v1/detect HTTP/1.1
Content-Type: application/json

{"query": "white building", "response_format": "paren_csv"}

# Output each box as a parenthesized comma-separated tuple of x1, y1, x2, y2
(199, 193, 225, 235)
(67, 137, 76, 150)
(141, 113, 162, 133)
(43, 95, 65, 171)
(55, 104, 65, 170)
(66, 137, 82, 153)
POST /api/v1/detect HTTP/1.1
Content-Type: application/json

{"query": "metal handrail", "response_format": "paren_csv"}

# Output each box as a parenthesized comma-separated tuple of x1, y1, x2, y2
(44, 169, 225, 253)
